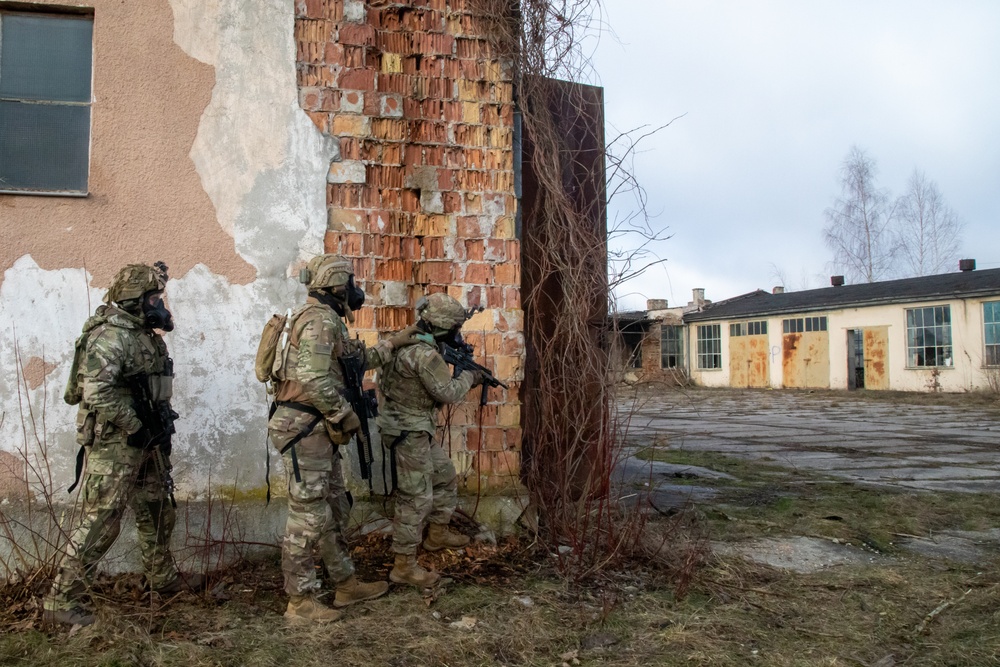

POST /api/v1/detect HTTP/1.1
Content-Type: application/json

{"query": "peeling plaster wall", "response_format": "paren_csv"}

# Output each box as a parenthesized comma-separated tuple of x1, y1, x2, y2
(0, 0, 337, 494)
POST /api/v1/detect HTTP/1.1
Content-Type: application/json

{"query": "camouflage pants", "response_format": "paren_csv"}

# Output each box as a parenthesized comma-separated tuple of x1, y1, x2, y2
(383, 431, 458, 555)
(45, 438, 177, 611)
(270, 407, 354, 597)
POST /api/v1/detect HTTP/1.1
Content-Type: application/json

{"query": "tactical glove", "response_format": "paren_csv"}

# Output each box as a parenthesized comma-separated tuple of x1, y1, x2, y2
(386, 324, 420, 349)
(338, 409, 362, 434)
(464, 369, 486, 387)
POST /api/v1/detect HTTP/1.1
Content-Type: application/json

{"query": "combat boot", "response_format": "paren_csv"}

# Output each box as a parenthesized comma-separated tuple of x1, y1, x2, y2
(389, 554, 441, 588)
(422, 523, 470, 552)
(333, 575, 389, 608)
(155, 572, 207, 595)
(284, 595, 343, 623)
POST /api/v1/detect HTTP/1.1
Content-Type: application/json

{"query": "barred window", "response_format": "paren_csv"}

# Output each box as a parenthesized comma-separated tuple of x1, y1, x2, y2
(660, 325, 683, 369)
(697, 324, 721, 370)
(782, 317, 827, 334)
(906, 305, 952, 368)
(0, 9, 93, 194)
(984, 301, 1000, 367)
(730, 320, 767, 337)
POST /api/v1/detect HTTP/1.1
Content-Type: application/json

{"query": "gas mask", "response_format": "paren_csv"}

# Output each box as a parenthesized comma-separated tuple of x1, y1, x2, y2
(141, 291, 174, 332)
(310, 276, 366, 321)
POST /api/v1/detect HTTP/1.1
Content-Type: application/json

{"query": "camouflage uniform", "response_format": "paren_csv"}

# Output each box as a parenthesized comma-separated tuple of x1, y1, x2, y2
(270, 295, 394, 598)
(45, 294, 179, 614)
(378, 335, 477, 555)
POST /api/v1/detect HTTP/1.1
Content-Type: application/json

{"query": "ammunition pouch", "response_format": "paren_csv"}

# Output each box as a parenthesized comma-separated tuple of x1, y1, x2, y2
(75, 408, 97, 448)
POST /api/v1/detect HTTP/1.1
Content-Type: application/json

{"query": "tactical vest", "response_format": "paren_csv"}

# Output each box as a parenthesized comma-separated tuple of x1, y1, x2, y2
(272, 303, 348, 404)
(378, 341, 440, 412)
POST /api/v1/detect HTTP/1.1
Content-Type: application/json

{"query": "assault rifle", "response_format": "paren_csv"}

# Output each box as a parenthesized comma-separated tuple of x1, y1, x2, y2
(125, 364, 179, 506)
(125, 364, 178, 452)
(338, 345, 377, 488)
(440, 342, 508, 406)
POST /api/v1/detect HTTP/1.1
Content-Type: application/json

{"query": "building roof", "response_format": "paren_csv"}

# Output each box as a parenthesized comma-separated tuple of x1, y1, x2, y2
(684, 268, 1000, 322)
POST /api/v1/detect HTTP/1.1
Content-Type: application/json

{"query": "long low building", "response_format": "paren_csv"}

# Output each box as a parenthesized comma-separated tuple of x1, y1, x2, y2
(622, 264, 1000, 392)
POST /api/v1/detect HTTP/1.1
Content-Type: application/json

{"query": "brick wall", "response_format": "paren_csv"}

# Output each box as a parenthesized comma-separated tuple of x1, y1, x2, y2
(294, 0, 523, 489)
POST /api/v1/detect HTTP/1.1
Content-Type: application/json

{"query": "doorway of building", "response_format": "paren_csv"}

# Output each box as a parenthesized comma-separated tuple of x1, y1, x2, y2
(847, 327, 890, 390)
(847, 329, 865, 389)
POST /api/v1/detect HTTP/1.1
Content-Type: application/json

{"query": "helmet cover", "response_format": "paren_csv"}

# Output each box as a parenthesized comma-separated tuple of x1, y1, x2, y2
(417, 293, 468, 330)
(304, 254, 353, 291)
(105, 263, 167, 305)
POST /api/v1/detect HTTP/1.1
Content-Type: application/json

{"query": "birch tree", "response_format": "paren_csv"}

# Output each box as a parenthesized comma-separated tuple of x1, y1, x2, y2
(895, 169, 964, 276)
(823, 147, 897, 283)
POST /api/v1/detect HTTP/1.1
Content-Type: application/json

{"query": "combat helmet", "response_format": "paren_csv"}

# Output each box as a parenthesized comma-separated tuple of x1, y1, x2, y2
(104, 263, 167, 305)
(301, 254, 352, 291)
(416, 293, 468, 330)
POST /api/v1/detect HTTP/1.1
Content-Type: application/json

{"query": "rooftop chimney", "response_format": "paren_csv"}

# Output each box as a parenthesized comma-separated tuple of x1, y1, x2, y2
(831, 275, 845, 287)
(772, 286, 785, 294)
(959, 258, 976, 272)
(646, 298, 669, 310)
(692, 288, 705, 305)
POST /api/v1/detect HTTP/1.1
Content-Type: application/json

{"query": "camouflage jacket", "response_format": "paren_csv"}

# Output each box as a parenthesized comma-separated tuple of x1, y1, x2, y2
(80, 306, 170, 441)
(272, 298, 393, 422)
(376, 339, 476, 436)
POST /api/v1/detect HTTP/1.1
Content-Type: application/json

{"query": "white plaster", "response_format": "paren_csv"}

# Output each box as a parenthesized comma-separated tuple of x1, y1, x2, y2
(344, 0, 365, 23)
(0, 257, 105, 486)
(327, 161, 367, 184)
(168, 0, 337, 271)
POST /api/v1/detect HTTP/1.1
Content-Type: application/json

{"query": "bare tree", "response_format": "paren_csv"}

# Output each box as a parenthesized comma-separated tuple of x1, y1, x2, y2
(823, 147, 897, 283)
(895, 169, 964, 276)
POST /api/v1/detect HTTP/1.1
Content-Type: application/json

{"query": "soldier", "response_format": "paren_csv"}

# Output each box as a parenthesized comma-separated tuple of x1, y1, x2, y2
(378, 293, 485, 588)
(44, 263, 200, 627)
(269, 254, 416, 623)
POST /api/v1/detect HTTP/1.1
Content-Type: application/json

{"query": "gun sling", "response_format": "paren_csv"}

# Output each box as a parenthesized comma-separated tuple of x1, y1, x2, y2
(382, 431, 408, 495)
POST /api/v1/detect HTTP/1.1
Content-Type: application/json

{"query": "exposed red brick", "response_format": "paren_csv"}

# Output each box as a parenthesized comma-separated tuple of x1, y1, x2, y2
(441, 192, 462, 213)
(339, 68, 376, 91)
(494, 263, 519, 285)
(375, 259, 413, 282)
(338, 23, 376, 46)
(486, 285, 504, 308)
(462, 262, 491, 285)
(420, 236, 446, 259)
(415, 260, 453, 284)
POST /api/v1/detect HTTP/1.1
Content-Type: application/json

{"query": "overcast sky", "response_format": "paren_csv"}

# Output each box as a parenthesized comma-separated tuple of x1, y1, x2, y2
(591, 1, 1000, 311)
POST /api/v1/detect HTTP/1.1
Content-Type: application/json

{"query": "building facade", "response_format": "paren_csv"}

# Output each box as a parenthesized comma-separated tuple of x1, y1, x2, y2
(0, 0, 525, 497)
(666, 268, 1000, 392)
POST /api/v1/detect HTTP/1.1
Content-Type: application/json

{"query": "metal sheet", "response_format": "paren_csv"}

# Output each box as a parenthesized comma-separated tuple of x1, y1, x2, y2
(863, 326, 890, 390)
(729, 335, 769, 388)
(782, 331, 830, 388)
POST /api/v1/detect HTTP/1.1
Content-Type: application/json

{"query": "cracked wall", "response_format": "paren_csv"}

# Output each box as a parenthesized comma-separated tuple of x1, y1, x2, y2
(0, 0, 336, 494)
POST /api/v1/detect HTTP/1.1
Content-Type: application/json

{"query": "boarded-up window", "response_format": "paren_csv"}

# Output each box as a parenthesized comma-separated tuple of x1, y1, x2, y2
(0, 10, 93, 194)
(906, 305, 952, 367)
(984, 301, 1000, 366)
(697, 324, 721, 369)
(660, 325, 683, 369)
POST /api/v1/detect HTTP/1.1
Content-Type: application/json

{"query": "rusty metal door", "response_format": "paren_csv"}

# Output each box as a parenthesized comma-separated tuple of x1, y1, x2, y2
(783, 331, 830, 388)
(863, 327, 890, 390)
(730, 336, 769, 388)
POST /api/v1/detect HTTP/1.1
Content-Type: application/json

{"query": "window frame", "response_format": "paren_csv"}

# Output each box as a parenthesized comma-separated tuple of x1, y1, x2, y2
(782, 317, 827, 334)
(696, 324, 722, 370)
(905, 304, 953, 369)
(660, 324, 683, 369)
(984, 301, 1000, 367)
(0, 6, 94, 196)
(730, 320, 768, 337)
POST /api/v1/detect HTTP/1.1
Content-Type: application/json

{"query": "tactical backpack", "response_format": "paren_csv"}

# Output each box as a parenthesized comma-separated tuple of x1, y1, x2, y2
(254, 308, 295, 385)
(64, 306, 110, 405)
